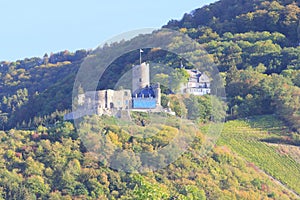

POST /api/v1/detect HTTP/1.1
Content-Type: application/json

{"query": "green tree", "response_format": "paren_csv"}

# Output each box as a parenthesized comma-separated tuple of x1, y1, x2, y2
(25, 175, 50, 198)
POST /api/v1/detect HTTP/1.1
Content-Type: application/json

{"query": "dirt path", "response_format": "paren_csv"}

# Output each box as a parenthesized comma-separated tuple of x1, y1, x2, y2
(258, 166, 300, 199)
(246, 158, 300, 199)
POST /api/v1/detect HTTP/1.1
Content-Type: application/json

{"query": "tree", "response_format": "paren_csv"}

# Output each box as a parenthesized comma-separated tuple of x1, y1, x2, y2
(25, 175, 50, 198)
(121, 174, 169, 200)
(24, 156, 45, 176)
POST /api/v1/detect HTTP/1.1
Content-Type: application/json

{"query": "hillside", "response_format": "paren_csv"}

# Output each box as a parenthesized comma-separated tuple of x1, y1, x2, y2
(0, 0, 299, 199)
(216, 115, 300, 196)
(0, 1, 299, 131)
(164, 0, 300, 132)
(0, 115, 298, 199)
(0, 50, 89, 129)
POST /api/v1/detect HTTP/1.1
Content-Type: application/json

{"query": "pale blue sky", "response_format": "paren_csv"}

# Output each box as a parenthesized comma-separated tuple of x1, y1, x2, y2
(0, 0, 216, 61)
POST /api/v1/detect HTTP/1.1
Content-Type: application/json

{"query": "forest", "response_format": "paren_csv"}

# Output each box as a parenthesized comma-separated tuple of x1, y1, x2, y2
(0, 0, 299, 199)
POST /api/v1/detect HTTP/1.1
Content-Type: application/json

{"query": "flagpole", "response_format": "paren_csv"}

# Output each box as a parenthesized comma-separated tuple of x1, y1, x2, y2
(140, 49, 142, 65)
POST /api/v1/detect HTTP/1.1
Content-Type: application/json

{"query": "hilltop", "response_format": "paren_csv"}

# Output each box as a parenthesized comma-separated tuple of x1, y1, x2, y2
(0, 1, 299, 131)
(165, 0, 300, 45)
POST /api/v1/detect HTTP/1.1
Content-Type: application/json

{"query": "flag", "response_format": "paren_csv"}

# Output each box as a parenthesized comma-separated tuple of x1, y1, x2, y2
(140, 49, 144, 53)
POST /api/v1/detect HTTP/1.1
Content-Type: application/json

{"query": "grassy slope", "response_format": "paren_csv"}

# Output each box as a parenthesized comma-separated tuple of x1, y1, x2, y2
(216, 115, 300, 195)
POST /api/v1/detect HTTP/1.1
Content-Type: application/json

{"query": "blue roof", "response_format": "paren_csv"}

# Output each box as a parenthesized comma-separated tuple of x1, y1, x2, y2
(134, 86, 156, 98)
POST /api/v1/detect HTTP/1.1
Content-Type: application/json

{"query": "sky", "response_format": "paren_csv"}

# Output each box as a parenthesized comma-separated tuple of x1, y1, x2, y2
(0, 0, 216, 61)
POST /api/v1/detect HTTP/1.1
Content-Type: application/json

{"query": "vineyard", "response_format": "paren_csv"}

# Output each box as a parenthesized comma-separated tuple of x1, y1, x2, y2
(216, 115, 300, 195)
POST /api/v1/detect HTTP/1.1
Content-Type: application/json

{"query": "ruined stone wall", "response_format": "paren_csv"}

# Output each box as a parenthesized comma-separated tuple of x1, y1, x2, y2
(112, 90, 132, 109)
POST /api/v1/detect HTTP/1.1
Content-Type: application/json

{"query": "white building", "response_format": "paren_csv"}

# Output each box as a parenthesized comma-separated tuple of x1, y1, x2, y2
(183, 69, 211, 95)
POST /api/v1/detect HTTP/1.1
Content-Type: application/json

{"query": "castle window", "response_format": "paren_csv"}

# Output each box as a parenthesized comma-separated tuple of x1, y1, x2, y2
(139, 78, 142, 82)
(124, 91, 128, 96)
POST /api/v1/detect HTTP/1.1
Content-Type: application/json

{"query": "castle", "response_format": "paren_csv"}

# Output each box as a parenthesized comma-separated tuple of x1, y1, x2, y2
(64, 63, 162, 120)
(64, 62, 210, 120)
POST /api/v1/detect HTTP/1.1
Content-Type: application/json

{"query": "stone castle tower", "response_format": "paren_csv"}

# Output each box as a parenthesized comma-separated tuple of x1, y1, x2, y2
(132, 62, 150, 94)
